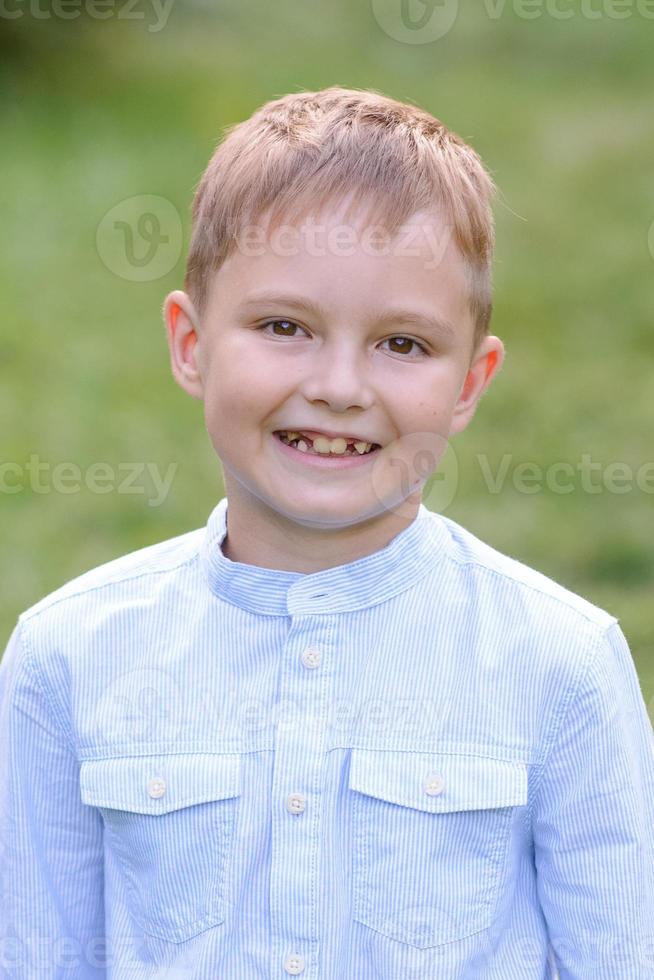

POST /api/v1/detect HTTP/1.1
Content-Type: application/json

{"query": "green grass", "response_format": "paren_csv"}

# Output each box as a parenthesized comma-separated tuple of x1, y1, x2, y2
(1, 4, 652, 715)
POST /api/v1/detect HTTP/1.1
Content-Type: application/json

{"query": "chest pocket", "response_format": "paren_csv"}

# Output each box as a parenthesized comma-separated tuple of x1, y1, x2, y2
(349, 749, 528, 949)
(80, 753, 241, 944)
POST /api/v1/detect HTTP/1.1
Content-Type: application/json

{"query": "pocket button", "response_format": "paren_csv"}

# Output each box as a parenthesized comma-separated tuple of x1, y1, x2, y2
(80, 753, 241, 943)
(349, 750, 528, 948)
(424, 773, 445, 796)
(146, 777, 166, 799)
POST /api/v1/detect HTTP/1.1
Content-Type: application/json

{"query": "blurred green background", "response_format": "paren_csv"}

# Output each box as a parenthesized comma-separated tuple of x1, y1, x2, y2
(1, 2, 652, 713)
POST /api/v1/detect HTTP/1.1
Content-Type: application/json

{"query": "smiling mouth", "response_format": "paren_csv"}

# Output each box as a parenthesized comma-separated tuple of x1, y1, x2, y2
(274, 431, 381, 457)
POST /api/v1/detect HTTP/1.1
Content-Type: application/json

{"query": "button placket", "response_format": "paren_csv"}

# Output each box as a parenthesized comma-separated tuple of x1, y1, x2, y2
(271, 627, 327, 975)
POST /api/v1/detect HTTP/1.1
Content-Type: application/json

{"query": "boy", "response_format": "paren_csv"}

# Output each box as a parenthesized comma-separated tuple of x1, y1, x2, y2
(1, 86, 652, 979)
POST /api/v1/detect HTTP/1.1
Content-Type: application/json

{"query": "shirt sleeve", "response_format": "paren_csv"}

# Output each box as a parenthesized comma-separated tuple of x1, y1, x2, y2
(532, 621, 654, 979)
(0, 623, 106, 979)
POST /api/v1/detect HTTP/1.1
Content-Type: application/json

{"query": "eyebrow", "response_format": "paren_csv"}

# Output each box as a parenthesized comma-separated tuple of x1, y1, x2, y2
(238, 291, 457, 341)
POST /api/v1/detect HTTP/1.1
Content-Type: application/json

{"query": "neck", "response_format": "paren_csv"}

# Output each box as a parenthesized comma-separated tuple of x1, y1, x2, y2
(220, 489, 421, 574)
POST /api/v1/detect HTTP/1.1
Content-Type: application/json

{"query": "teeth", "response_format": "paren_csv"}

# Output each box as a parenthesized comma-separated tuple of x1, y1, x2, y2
(313, 436, 348, 455)
(279, 431, 376, 456)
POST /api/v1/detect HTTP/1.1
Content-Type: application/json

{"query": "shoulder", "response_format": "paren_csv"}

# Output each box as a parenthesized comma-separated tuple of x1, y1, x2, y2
(432, 510, 617, 632)
(17, 524, 205, 630)
(8, 524, 208, 737)
(423, 511, 626, 742)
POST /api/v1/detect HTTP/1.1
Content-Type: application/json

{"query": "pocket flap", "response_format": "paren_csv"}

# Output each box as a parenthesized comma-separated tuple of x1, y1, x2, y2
(349, 749, 527, 813)
(80, 753, 241, 814)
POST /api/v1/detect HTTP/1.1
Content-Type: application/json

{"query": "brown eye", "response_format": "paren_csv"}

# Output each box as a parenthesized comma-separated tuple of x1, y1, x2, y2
(260, 320, 306, 337)
(384, 336, 427, 357)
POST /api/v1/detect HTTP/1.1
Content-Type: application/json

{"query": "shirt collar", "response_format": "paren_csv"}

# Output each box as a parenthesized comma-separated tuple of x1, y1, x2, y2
(199, 496, 449, 615)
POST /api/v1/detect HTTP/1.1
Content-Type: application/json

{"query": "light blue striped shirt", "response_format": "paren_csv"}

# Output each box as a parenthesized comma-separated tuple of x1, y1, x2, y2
(1, 496, 653, 979)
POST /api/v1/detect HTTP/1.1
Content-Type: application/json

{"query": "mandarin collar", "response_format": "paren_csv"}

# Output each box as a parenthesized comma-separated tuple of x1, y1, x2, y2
(199, 497, 448, 616)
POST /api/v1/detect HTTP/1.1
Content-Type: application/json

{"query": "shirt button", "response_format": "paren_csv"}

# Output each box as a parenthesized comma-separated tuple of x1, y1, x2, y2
(286, 792, 306, 814)
(147, 777, 166, 799)
(284, 953, 305, 974)
(301, 646, 321, 668)
(424, 773, 445, 796)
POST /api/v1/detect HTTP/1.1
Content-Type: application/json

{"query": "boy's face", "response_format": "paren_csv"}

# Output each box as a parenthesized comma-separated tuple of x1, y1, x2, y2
(164, 197, 504, 571)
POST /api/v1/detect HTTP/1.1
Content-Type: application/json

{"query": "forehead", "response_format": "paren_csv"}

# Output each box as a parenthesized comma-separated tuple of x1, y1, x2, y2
(255, 194, 459, 271)
(206, 194, 472, 338)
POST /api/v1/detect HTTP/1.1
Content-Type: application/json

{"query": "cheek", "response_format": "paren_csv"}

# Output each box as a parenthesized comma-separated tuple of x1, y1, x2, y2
(212, 336, 283, 394)
(404, 388, 459, 429)
(201, 359, 279, 435)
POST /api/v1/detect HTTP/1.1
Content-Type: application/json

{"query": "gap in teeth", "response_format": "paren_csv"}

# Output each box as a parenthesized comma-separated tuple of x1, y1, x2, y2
(278, 431, 374, 456)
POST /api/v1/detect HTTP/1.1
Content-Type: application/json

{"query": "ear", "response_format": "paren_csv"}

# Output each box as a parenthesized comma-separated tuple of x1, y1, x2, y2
(448, 335, 505, 436)
(162, 290, 204, 401)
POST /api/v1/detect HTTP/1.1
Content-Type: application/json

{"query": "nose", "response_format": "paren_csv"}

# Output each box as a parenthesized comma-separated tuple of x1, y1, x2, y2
(297, 340, 375, 413)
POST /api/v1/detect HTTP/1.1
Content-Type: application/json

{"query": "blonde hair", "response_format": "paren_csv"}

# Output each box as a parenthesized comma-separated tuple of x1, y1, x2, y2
(184, 85, 496, 349)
